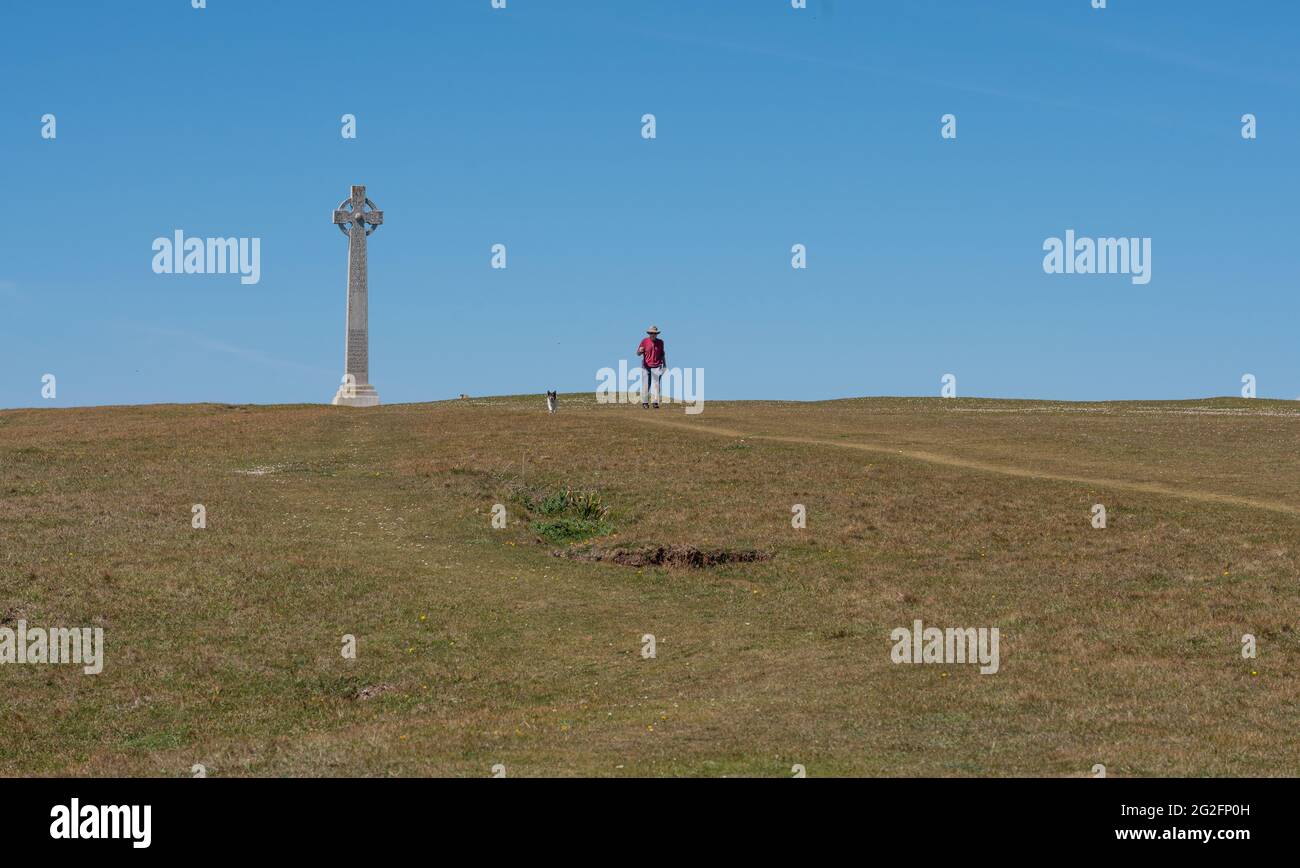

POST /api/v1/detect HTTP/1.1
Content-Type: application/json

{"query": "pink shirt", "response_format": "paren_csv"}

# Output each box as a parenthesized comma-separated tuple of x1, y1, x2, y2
(638, 337, 665, 368)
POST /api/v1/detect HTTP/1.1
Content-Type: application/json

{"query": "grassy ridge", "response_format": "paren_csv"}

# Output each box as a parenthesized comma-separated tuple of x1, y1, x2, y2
(2, 395, 1298, 776)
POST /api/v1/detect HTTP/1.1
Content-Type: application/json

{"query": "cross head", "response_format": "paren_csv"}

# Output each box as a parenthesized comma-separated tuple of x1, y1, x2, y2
(333, 185, 384, 236)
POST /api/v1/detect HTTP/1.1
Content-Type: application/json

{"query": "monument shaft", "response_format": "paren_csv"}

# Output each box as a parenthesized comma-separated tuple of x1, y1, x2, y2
(331, 185, 383, 407)
(345, 214, 369, 385)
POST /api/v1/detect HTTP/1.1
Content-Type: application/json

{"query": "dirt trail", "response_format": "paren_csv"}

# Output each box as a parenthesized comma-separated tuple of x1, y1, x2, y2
(635, 415, 1300, 518)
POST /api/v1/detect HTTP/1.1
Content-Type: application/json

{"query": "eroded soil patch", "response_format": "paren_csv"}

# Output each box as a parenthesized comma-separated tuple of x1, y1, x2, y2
(553, 544, 771, 569)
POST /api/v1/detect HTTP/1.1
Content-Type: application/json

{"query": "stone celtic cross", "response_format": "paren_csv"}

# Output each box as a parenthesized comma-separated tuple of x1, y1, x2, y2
(331, 185, 384, 406)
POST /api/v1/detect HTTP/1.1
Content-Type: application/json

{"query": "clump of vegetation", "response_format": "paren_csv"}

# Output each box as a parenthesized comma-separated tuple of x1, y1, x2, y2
(532, 487, 612, 543)
(538, 487, 611, 521)
(533, 516, 610, 544)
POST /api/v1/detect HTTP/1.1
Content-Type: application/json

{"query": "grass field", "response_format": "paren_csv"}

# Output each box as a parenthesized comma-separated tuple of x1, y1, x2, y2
(3, 395, 1299, 777)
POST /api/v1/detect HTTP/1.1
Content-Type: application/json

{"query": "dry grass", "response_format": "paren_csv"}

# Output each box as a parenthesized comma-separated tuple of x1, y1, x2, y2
(2, 395, 1298, 777)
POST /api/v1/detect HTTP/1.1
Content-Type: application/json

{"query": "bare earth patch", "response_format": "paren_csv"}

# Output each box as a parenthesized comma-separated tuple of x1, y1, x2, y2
(233, 465, 282, 476)
(354, 684, 395, 701)
(553, 544, 772, 569)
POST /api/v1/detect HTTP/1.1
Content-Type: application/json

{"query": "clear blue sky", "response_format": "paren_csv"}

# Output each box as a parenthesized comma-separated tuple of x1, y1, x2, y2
(3, 0, 1297, 407)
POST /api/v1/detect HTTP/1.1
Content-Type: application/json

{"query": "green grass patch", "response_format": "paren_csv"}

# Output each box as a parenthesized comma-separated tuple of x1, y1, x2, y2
(531, 486, 613, 543)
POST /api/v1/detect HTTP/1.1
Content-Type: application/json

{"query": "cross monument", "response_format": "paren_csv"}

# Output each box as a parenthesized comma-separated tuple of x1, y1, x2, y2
(331, 184, 384, 406)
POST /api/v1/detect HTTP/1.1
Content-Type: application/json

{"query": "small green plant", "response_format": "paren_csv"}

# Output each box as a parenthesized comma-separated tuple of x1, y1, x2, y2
(538, 489, 570, 515)
(538, 487, 610, 521)
(532, 487, 612, 543)
(568, 490, 610, 522)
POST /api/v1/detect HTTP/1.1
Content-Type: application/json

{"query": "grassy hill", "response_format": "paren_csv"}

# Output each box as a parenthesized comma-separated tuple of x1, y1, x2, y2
(3, 395, 1299, 776)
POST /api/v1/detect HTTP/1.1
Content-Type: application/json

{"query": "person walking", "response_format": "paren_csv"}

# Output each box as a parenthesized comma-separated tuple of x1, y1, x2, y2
(636, 325, 666, 409)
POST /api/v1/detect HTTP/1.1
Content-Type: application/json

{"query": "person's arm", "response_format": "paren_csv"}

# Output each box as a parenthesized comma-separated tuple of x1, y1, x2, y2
(636, 340, 645, 357)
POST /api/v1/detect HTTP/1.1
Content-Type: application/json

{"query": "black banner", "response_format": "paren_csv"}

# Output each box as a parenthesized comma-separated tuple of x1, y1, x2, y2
(2, 777, 1278, 854)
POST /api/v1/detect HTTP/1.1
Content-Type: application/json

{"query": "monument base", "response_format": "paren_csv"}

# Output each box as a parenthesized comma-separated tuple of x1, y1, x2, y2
(331, 383, 381, 407)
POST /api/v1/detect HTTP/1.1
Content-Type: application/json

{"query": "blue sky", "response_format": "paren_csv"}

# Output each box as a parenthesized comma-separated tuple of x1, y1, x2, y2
(2, 0, 1297, 407)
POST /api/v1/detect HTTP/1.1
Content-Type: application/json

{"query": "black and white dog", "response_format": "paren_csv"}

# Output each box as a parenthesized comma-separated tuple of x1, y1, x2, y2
(546, 390, 558, 414)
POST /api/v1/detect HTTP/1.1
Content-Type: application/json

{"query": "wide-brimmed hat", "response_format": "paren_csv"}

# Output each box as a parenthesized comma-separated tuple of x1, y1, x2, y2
(646, 325, 661, 334)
